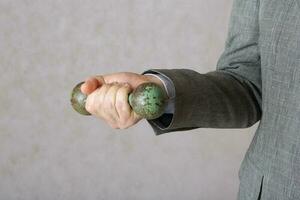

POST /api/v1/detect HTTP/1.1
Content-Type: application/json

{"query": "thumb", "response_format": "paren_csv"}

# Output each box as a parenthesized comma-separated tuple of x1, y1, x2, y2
(80, 76, 105, 95)
(102, 72, 149, 89)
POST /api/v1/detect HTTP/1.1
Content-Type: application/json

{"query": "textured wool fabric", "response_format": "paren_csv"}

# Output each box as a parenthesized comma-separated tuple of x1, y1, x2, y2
(144, 0, 300, 199)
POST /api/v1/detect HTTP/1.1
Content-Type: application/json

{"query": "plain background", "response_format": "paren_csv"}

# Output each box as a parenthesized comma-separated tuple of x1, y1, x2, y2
(0, 0, 259, 199)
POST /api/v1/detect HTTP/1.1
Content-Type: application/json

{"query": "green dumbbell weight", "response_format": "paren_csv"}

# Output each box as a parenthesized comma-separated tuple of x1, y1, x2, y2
(70, 82, 168, 120)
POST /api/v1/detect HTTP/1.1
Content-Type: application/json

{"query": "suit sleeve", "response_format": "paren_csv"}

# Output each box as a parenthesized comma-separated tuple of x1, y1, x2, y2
(142, 0, 262, 135)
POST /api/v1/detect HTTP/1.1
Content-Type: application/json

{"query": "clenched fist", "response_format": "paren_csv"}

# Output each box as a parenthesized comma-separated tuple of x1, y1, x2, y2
(80, 72, 165, 129)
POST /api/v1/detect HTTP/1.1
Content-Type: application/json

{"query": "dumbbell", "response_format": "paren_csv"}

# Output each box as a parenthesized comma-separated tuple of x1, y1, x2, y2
(70, 82, 168, 120)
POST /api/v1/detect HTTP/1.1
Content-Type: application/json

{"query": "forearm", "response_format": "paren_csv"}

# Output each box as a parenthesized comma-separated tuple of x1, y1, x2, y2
(142, 68, 262, 135)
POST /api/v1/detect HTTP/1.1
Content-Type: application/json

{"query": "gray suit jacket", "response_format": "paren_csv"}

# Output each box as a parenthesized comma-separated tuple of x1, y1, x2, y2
(143, 0, 300, 199)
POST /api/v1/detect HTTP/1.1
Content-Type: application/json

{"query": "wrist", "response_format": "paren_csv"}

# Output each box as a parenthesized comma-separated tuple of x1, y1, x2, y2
(144, 74, 163, 87)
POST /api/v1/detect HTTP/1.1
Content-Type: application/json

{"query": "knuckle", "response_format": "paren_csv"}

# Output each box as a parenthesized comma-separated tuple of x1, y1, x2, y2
(102, 84, 110, 89)
(119, 113, 131, 126)
(110, 123, 119, 129)
(85, 101, 94, 113)
(100, 85, 109, 93)
(104, 119, 116, 128)
(119, 121, 134, 129)
(118, 120, 127, 128)
(118, 123, 127, 129)
(118, 118, 133, 129)
(109, 83, 119, 90)
(85, 105, 92, 113)
(104, 114, 117, 124)
(120, 85, 130, 94)
(118, 86, 126, 93)
(119, 124, 130, 130)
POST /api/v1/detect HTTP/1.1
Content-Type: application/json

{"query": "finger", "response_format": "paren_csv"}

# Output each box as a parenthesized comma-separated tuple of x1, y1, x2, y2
(119, 110, 142, 129)
(102, 72, 127, 84)
(81, 78, 99, 95)
(85, 84, 110, 115)
(85, 87, 99, 115)
(81, 76, 105, 95)
(89, 85, 119, 129)
(105, 120, 120, 129)
(102, 72, 145, 88)
(85, 84, 121, 130)
(115, 83, 132, 124)
(103, 83, 122, 123)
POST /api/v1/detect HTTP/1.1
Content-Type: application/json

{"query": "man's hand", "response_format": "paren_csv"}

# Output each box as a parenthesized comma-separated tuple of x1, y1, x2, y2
(80, 72, 165, 129)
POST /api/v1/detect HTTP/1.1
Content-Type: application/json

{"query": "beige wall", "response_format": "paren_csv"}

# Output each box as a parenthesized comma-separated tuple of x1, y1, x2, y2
(0, 0, 258, 199)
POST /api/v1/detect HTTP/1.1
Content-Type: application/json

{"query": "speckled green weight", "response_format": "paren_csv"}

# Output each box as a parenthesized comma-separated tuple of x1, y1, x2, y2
(70, 82, 91, 116)
(129, 82, 167, 120)
(70, 82, 167, 119)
